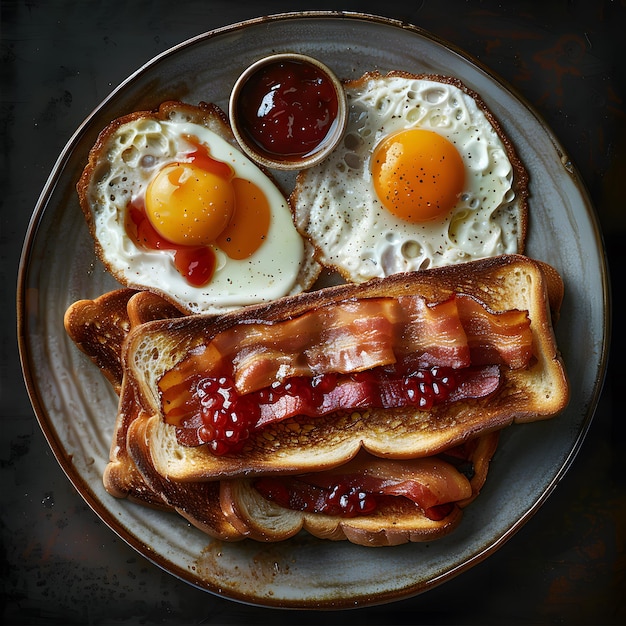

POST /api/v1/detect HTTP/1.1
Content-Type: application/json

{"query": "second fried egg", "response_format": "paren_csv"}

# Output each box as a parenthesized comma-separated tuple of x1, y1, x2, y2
(290, 72, 529, 283)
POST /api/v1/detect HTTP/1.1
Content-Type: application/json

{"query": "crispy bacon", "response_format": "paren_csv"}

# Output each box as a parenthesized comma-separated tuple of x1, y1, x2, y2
(456, 295, 533, 369)
(159, 293, 529, 400)
(396, 295, 471, 369)
(172, 364, 501, 448)
(158, 293, 533, 447)
(253, 453, 473, 520)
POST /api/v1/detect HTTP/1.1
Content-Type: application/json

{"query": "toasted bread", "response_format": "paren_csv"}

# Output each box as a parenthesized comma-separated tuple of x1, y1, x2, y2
(102, 291, 186, 507)
(124, 402, 244, 540)
(219, 432, 499, 547)
(65, 289, 186, 508)
(66, 289, 243, 538)
(123, 255, 568, 482)
(63, 288, 137, 393)
(221, 478, 464, 546)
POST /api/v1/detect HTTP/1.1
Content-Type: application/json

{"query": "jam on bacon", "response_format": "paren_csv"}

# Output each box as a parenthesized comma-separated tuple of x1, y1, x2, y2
(251, 449, 479, 520)
(157, 293, 533, 456)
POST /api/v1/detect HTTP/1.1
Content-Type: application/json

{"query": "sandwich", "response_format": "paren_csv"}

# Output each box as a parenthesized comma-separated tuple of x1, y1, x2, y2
(107, 254, 568, 546)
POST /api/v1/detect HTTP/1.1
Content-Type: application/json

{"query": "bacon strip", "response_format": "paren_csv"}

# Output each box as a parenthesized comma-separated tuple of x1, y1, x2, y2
(396, 295, 471, 369)
(253, 454, 473, 520)
(160, 293, 521, 399)
(171, 364, 501, 447)
(253, 365, 500, 428)
(456, 295, 533, 369)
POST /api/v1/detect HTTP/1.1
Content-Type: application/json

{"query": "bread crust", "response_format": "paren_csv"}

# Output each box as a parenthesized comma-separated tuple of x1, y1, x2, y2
(64, 288, 137, 393)
(218, 431, 499, 547)
(123, 254, 568, 482)
(220, 479, 464, 547)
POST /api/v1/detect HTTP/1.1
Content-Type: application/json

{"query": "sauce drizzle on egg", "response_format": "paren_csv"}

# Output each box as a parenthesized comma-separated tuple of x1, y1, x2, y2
(124, 136, 271, 287)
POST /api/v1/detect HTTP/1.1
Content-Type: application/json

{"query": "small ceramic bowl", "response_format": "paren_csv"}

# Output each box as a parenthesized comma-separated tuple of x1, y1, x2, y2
(229, 53, 347, 170)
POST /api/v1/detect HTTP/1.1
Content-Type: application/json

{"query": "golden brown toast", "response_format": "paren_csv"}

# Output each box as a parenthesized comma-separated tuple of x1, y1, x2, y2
(63, 288, 137, 393)
(219, 432, 499, 547)
(101, 291, 186, 508)
(123, 254, 568, 482)
(66, 289, 243, 538)
(65, 289, 186, 508)
(221, 478, 464, 546)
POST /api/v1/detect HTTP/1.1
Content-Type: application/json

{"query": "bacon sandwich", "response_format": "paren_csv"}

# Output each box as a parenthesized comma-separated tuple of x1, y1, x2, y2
(82, 254, 569, 546)
(65, 286, 501, 545)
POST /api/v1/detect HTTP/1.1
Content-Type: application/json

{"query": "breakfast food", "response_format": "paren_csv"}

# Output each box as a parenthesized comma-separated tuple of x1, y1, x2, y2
(290, 72, 529, 282)
(64, 285, 500, 545)
(66, 62, 568, 549)
(96, 254, 567, 546)
(65, 288, 245, 538)
(64, 289, 185, 508)
(219, 433, 500, 545)
(77, 101, 320, 314)
(120, 255, 567, 483)
(230, 53, 346, 169)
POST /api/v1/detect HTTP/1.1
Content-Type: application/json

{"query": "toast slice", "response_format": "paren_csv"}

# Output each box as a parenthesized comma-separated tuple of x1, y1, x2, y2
(64, 288, 138, 393)
(65, 288, 246, 538)
(123, 254, 568, 482)
(222, 478, 464, 546)
(102, 291, 186, 508)
(219, 432, 499, 547)
(65, 289, 186, 509)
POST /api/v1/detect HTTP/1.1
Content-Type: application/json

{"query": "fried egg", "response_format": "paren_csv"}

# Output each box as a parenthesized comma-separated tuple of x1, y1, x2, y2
(290, 72, 528, 283)
(79, 102, 318, 314)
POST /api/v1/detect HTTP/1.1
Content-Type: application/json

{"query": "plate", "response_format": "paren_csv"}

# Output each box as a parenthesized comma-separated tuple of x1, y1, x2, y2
(17, 12, 609, 609)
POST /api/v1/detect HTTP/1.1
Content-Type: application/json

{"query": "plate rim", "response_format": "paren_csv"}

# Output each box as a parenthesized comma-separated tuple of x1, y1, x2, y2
(16, 10, 612, 610)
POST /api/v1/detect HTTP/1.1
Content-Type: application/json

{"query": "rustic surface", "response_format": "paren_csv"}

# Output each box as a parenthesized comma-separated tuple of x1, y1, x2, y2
(2, 1, 624, 623)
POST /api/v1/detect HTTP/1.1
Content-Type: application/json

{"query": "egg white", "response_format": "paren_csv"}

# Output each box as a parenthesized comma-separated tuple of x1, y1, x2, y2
(85, 117, 306, 313)
(291, 74, 526, 283)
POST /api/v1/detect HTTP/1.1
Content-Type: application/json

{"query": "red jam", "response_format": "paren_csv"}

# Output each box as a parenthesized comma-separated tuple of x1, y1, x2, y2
(172, 365, 461, 455)
(236, 59, 339, 159)
(124, 138, 232, 287)
(126, 197, 217, 287)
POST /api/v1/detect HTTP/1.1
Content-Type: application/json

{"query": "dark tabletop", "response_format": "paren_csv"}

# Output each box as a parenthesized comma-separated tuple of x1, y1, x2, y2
(2, 1, 625, 624)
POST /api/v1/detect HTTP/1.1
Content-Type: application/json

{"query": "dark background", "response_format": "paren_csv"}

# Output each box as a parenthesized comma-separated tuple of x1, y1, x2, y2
(2, 1, 625, 624)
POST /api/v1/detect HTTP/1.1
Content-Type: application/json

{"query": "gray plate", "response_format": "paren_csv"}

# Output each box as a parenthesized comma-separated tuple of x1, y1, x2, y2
(17, 11, 609, 609)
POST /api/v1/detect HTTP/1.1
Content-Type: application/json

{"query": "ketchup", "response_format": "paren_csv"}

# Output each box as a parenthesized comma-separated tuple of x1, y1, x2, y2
(236, 59, 339, 159)
(126, 198, 216, 287)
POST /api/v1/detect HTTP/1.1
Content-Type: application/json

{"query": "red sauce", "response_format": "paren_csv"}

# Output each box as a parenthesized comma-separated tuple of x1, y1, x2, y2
(123, 136, 246, 287)
(126, 198, 216, 287)
(124, 137, 230, 287)
(167, 364, 462, 455)
(236, 59, 339, 159)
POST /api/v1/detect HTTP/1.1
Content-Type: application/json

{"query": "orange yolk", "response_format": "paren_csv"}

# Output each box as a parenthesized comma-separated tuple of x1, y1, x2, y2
(371, 129, 465, 223)
(216, 178, 271, 260)
(145, 162, 234, 246)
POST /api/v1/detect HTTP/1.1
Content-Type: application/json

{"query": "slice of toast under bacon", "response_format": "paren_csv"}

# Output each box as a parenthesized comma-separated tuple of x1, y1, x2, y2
(65, 289, 244, 540)
(123, 254, 569, 483)
(64, 288, 138, 394)
(64, 289, 186, 509)
(219, 432, 500, 547)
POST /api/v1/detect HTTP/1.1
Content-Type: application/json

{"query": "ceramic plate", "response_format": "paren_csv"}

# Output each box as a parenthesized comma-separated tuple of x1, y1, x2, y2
(17, 12, 609, 609)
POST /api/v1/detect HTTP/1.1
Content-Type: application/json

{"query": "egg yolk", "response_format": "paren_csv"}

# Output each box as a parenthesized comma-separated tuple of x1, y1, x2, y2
(216, 178, 271, 260)
(371, 129, 465, 223)
(145, 162, 234, 246)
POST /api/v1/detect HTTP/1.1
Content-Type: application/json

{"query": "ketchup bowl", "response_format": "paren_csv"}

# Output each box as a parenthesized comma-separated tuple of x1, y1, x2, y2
(229, 53, 347, 170)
